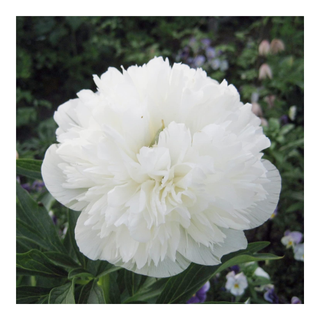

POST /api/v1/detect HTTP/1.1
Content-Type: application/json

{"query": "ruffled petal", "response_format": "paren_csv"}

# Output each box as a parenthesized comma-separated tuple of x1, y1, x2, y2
(244, 159, 281, 229)
(41, 144, 88, 211)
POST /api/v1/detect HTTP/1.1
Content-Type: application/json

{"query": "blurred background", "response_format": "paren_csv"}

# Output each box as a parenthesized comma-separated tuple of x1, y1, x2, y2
(16, 16, 304, 303)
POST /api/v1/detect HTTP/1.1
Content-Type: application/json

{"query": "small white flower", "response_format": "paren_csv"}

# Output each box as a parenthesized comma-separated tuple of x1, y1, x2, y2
(293, 243, 304, 261)
(42, 57, 281, 277)
(288, 106, 297, 121)
(281, 231, 303, 248)
(225, 271, 248, 296)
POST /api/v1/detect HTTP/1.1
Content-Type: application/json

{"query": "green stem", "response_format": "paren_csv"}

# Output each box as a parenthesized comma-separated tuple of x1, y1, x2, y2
(98, 274, 110, 303)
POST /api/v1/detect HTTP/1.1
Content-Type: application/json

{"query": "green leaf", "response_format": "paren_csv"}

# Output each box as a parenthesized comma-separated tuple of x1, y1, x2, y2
(124, 270, 147, 296)
(68, 268, 94, 280)
(17, 250, 68, 278)
(78, 280, 105, 304)
(16, 159, 43, 180)
(48, 280, 75, 304)
(16, 286, 51, 304)
(16, 182, 66, 253)
(16, 218, 49, 252)
(86, 259, 121, 278)
(122, 277, 167, 304)
(45, 251, 80, 269)
(98, 273, 121, 304)
(279, 138, 304, 151)
(204, 301, 243, 304)
(245, 241, 270, 254)
(63, 209, 86, 266)
(37, 192, 56, 212)
(156, 244, 282, 304)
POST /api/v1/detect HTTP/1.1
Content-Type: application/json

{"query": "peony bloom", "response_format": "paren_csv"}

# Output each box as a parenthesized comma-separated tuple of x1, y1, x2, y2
(42, 57, 281, 278)
(225, 271, 248, 296)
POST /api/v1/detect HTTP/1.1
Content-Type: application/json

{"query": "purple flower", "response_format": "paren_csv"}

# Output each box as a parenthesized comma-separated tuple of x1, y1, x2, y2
(32, 180, 45, 192)
(270, 206, 278, 219)
(291, 296, 302, 304)
(201, 38, 211, 48)
(209, 58, 221, 70)
(264, 286, 279, 304)
(187, 281, 210, 303)
(280, 115, 289, 125)
(194, 55, 205, 68)
(189, 37, 197, 47)
(21, 183, 32, 192)
(220, 60, 229, 71)
(281, 230, 303, 248)
(205, 47, 216, 60)
(229, 265, 240, 274)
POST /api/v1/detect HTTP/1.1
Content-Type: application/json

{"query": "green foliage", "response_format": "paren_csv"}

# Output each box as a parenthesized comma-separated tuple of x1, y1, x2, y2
(16, 16, 303, 303)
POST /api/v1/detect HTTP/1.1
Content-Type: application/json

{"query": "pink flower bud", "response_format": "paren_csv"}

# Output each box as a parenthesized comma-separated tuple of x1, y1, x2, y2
(270, 39, 285, 54)
(258, 40, 270, 56)
(260, 117, 269, 127)
(264, 95, 276, 108)
(251, 102, 263, 117)
(259, 63, 272, 80)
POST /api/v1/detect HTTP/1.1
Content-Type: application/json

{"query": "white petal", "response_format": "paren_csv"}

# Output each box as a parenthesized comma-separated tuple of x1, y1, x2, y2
(118, 252, 190, 278)
(244, 159, 281, 228)
(41, 144, 87, 210)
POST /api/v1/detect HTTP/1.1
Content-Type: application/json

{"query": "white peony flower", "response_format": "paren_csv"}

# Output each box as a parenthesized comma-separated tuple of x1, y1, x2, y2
(225, 271, 248, 296)
(42, 57, 281, 278)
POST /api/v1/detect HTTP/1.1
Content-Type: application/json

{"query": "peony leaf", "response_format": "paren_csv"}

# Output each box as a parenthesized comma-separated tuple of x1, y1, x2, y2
(16, 159, 42, 180)
(124, 270, 147, 296)
(63, 209, 87, 266)
(16, 181, 66, 253)
(17, 249, 68, 278)
(16, 286, 51, 304)
(122, 277, 167, 304)
(68, 268, 94, 280)
(78, 280, 105, 304)
(44, 251, 80, 269)
(245, 241, 270, 253)
(156, 244, 282, 304)
(98, 273, 121, 304)
(48, 279, 75, 304)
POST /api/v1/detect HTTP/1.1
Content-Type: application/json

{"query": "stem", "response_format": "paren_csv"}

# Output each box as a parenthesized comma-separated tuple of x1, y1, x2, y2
(98, 274, 110, 303)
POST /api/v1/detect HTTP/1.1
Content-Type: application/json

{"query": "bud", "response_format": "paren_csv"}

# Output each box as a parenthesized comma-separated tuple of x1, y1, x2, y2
(251, 102, 263, 117)
(264, 95, 276, 108)
(260, 117, 269, 127)
(258, 40, 270, 56)
(270, 39, 285, 54)
(258, 63, 272, 80)
(288, 105, 297, 121)
(16, 150, 19, 159)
